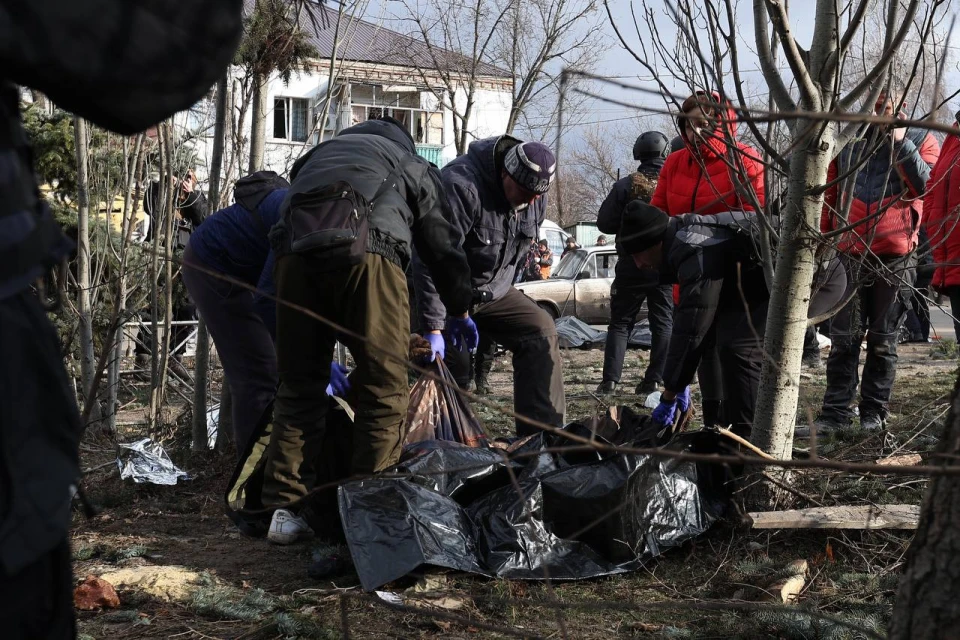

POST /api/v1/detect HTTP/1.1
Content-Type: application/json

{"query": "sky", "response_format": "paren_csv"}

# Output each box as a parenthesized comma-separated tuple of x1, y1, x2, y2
(365, 0, 958, 157)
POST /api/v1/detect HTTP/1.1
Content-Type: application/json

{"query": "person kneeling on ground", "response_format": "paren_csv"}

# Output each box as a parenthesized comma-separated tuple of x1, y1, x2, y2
(619, 200, 846, 438)
(261, 116, 478, 545)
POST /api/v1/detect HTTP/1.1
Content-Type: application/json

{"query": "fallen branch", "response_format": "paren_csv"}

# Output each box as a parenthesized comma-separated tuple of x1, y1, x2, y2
(748, 504, 920, 530)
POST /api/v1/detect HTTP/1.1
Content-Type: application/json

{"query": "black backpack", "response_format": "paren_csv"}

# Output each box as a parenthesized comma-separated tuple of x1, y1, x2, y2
(233, 171, 290, 236)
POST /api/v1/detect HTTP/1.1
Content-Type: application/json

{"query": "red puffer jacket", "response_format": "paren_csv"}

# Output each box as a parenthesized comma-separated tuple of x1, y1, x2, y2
(924, 130, 960, 290)
(651, 92, 766, 216)
(821, 127, 939, 257)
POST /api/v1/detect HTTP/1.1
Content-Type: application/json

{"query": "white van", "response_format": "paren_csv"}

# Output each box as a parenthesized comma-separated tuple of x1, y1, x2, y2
(539, 220, 570, 266)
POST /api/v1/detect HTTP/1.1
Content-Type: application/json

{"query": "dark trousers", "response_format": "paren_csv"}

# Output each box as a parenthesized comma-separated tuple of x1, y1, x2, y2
(0, 539, 75, 639)
(904, 289, 931, 340)
(263, 252, 410, 507)
(714, 258, 846, 436)
(472, 335, 497, 383)
(446, 287, 565, 436)
(947, 287, 960, 340)
(697, 346, 725, 427)
(182, 245, 278, 451)
(822, 256, 915, 422)
(601, 281, 674, 385)
(713, 294, 767, 437)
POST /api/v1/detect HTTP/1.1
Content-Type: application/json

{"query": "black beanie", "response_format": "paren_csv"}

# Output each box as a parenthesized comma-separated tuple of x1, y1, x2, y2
(618, 200, 669, 255)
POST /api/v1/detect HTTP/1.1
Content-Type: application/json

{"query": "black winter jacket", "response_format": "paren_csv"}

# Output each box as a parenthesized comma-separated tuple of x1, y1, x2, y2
(658, 211, 766, 392)
(280, 120, 473, 318)
(415, 135, 546, 331)
(596, 158, 665, 286)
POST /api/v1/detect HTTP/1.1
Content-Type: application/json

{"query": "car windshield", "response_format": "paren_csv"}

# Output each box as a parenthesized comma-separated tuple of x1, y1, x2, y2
(552, 250, 587, 279)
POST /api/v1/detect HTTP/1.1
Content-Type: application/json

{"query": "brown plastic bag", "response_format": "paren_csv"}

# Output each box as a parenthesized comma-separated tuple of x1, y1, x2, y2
(404, 359, 487, 447)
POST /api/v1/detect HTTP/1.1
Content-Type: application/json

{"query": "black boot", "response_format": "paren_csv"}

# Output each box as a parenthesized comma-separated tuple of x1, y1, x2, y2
(596, 380, 617, 395)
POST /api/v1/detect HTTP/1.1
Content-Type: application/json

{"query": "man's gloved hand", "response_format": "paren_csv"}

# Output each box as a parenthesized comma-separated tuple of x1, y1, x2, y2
(446, 314, 480, 353)
(426, 332, 445, 362)
(652, 395, 679, 428)
(675, 386, 691, 413)
(326, 362, 350, 398)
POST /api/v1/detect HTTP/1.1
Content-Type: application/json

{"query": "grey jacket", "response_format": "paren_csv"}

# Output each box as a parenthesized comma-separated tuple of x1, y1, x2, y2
(414, 136, 546, 331)
(280, 120, 473, 317)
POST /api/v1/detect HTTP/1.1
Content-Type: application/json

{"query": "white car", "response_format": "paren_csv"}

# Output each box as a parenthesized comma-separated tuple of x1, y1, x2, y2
(516, 245, 646, 325)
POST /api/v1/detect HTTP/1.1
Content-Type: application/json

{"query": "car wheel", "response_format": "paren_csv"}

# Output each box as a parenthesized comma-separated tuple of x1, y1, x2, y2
(537, 302, 559, 320)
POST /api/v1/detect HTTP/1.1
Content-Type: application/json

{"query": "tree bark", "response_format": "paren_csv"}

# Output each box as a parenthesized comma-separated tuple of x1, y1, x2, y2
(215, 378, 235, 453)
(248, 72, 268, 173)
(890, 374, 960, 639)
(193, 75, 228, 452)
(752, 136, 834, 462)
(73, 116, 103, 431)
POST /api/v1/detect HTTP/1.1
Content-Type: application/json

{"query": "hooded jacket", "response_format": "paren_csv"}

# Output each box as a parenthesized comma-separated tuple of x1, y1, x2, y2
(822, 124, 939, 257)
(278, 119, 473, 319)
(650, 91, 765, 216)
(596, 157, 667, 285)
(415, 135, 547, 331)
(924, 129, 960, 289)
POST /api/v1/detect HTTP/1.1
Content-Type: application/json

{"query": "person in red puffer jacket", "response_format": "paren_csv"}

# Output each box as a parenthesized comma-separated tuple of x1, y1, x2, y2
(923, 120, 960, 340)
(650, 90, 766, 428)
(817, 89, 940, 433)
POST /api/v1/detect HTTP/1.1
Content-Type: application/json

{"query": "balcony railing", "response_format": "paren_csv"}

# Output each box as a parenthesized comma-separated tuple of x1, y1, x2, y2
(415, 144, 444, 167)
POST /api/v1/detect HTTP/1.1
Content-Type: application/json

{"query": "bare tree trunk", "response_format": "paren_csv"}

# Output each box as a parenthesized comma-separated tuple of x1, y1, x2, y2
(248, 72, 268, 173)
(106, 135, 145, 434)
(148, 125, 174, 433)
(890, 374, 960, 638)
(193, 75, 228, 452)
(752, 137, 834, 463)
(215, 378, 235, 453)
(73, 116, 103, 431)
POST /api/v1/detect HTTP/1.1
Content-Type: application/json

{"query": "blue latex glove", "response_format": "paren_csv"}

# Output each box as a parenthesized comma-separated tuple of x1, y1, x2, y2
(652, 396, 679, 428)
(426, 332, 446, 362)
(446, 315, 480, 353)
(325, 362, 350, 398)
(675, 386, 691, 413)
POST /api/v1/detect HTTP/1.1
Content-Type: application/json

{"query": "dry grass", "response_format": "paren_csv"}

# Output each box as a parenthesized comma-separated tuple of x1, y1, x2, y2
(73, 342, 955, 639)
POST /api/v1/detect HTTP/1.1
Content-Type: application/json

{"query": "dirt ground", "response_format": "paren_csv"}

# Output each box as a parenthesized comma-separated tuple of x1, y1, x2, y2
(73, 340, 958, 639)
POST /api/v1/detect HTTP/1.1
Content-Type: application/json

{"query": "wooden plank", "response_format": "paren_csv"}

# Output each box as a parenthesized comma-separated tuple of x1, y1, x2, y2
(748, 504, 920, 530)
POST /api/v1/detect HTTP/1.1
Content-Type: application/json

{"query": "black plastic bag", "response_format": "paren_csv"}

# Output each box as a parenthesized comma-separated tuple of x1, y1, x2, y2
(339, 410, 729, 591)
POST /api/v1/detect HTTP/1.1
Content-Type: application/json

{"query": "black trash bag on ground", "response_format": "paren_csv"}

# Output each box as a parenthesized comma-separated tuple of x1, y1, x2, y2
(555, 316, 607, 348)
(338, 408, 729, 591)
(404, 359, 487, 447)
(628, 319, 652, 348)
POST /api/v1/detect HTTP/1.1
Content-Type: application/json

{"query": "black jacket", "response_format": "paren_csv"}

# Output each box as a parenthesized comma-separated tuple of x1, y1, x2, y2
(144, 182, 209, 242)
(596, 159, 665, 286)
(658, 211, 765, 392)
(280, 120, 473, 317)
(414, 135, 546, 331)
(0, 0, 243, 574)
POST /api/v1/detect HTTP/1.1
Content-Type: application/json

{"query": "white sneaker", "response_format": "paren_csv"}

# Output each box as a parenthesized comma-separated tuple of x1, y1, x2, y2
(267, 508, 312, 545)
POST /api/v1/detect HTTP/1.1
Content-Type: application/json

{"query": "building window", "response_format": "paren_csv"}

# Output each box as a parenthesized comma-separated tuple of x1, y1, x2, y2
(273, 97, 310, 142)
(349, 104, 444, 146)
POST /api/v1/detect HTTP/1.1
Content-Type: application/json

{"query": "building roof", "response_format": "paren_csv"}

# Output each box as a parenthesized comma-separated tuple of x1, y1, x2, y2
(244, 1, 512, 79)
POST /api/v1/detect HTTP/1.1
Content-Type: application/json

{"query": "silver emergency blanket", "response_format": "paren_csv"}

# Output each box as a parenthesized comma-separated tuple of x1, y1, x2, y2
(206, 402, 220, 449)
(117, 438, 189, 485)
(555, 316, 651, 349)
